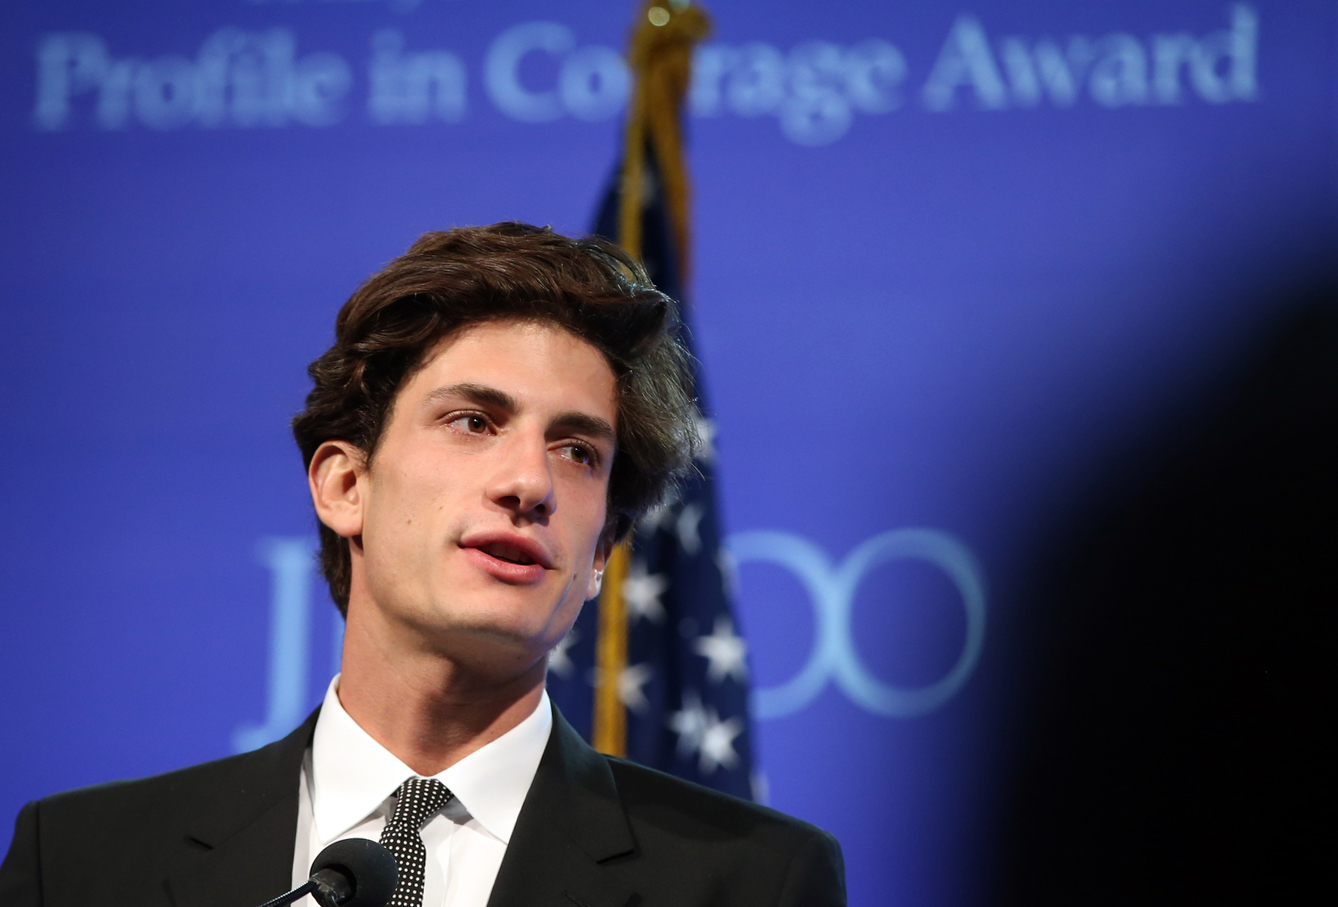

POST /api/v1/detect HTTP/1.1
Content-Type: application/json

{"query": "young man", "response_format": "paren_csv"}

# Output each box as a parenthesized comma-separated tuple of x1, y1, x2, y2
(0, 224, 845, 907)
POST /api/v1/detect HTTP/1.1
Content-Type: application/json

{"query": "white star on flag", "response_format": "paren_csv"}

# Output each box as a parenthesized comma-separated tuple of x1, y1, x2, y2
(622, 559, 667, 624)
(547, 628, 578, 677)
(675, 503, 704, 555)
(693, 616, 748, 683)
(692, 411, 717, 464)
(698, 708, 744, 773)
(618, 662, 654, 713)
(668, 689, 709, 758)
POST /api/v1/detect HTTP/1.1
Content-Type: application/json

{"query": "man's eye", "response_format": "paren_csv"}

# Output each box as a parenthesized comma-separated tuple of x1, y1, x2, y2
(562, 443, 594, 466)
(450, 414, 489, 433)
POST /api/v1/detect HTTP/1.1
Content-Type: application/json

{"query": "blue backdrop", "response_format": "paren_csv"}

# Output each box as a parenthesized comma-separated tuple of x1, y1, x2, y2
(2, 2, 1334, 905)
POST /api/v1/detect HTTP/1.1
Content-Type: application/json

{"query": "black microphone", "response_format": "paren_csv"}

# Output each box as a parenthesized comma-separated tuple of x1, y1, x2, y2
(255, 838, 399, 907)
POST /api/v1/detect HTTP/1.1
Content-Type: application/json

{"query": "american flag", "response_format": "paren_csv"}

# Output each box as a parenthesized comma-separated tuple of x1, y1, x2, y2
(545, 147, 756, 800)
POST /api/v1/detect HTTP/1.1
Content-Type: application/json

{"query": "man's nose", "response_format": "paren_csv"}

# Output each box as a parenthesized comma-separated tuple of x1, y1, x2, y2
(485, 432, 556, 519)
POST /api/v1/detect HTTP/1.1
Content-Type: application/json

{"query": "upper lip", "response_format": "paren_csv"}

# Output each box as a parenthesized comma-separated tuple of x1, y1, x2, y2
(460, 531, 554, 569)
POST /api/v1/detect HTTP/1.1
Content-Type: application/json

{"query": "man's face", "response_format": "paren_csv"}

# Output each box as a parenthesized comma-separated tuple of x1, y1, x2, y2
(341, 319, 617, 677)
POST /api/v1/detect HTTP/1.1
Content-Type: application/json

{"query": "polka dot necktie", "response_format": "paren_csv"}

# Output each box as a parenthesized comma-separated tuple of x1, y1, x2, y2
(379, 777, 454, 907)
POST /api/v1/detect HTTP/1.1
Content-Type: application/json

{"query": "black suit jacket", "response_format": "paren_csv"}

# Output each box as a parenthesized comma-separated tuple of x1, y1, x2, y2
(0, 705, 845, 907)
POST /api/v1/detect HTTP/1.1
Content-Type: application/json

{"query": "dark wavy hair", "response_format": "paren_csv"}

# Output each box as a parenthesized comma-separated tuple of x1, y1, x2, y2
(292, 222, 697, 615)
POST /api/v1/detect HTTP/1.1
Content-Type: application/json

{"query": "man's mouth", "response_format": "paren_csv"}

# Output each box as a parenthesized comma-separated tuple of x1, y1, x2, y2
(459, 533, 553, 578)
(478, 542, 537, 566)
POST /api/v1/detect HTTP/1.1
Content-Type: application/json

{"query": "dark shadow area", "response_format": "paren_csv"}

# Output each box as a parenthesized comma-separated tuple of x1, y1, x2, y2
(992, 285, 1337, 904)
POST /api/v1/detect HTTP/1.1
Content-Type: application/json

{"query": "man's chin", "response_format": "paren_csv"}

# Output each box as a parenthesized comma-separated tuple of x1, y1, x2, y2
(412, 616, 558, 679)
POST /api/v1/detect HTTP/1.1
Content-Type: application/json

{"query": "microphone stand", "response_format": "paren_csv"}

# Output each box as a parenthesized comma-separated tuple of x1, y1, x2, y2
(254, 870, 350, 907)
(255, 879, 319, 907)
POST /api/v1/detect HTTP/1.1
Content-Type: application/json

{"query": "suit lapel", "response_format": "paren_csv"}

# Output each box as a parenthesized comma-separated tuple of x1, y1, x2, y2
(155, 703, 636, 907)
(166, 710, 318, 907)
(486, 706, 638, 907)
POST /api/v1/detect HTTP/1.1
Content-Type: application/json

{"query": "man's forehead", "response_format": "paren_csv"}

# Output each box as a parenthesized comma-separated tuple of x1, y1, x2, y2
(410, 319, 618, 422)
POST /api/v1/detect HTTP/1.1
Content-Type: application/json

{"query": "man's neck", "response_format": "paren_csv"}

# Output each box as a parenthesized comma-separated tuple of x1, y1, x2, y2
(336, 611, 547, 777)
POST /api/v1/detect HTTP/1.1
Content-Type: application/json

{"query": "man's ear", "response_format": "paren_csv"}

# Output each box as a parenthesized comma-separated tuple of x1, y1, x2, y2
(308, 441, 367, 539)
(585, 530, 618, 601)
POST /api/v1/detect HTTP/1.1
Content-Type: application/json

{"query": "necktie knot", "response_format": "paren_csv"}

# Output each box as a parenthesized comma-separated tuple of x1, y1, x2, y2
(386, 777, 452, 832)
(380, 777, 453, 907)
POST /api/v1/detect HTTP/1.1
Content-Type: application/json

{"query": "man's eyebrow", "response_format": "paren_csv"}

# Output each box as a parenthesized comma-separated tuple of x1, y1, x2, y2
(424, 382, 519, 413)
(553, 411, 616, 445)
(424, 383, 615, 444)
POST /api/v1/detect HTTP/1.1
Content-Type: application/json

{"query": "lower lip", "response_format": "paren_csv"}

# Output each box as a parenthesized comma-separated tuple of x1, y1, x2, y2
(461, 546, 547, 584)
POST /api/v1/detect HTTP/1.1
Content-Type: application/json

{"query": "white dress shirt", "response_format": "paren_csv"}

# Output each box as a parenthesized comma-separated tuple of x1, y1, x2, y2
(290, 675, 552, 907)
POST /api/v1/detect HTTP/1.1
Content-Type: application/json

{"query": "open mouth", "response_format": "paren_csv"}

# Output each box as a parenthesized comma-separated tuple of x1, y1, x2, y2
(478, 543, 537, 566)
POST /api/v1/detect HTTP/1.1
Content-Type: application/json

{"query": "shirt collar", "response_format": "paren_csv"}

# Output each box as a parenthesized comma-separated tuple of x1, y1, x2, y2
(310, 674, 552, 847)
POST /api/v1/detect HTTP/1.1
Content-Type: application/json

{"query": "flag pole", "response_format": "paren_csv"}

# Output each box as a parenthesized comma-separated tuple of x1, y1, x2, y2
(592, 0, 712, 758)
